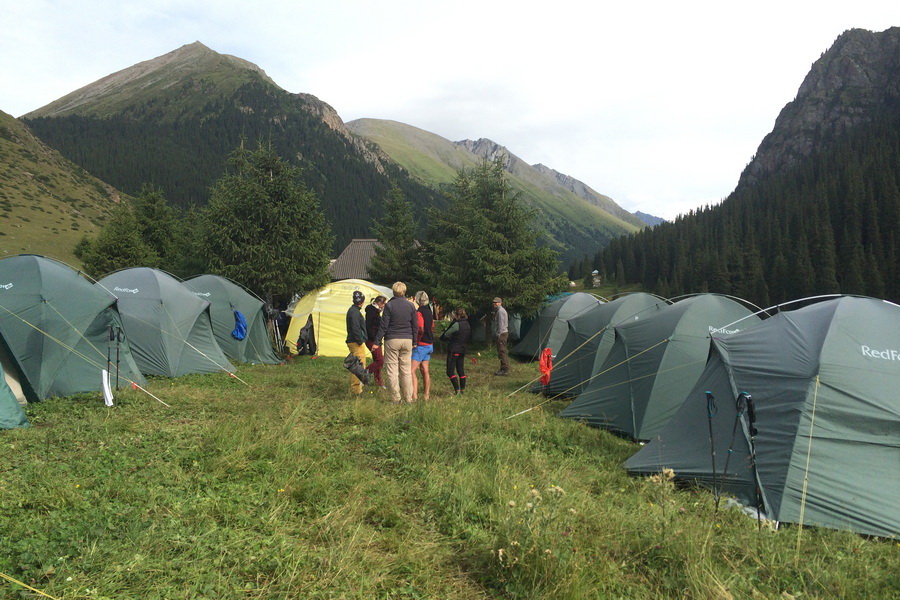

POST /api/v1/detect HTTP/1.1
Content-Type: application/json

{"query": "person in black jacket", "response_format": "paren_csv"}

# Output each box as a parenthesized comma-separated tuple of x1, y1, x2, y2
(440, 308, 472, 394)
(411, 290, 434, 401)
(345, 290, 367, 395)
(365, 295, 387, 387)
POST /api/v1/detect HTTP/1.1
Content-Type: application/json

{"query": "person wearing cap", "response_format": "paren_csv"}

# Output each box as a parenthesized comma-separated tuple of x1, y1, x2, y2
(372, 281, 419, 403)
(492, 296, 509, 375)
(345, 290, 368, 395)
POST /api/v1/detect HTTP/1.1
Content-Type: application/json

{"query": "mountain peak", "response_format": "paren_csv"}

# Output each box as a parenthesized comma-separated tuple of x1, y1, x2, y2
(738, 27, 899, 188)
(25, 42, 276, 119)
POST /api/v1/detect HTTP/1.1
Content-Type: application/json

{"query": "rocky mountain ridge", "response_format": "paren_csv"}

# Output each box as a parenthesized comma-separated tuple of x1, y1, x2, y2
(738, 27, 899, 188)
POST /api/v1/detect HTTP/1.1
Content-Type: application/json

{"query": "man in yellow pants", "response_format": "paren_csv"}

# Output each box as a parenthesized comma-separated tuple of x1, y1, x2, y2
(346, 290, 368, 395)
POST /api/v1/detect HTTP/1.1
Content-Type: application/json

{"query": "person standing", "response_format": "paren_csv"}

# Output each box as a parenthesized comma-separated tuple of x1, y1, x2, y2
(440, 308, 471, 394)
(492, 296, 509, 375)
(372, 282, 418, 404)
(411, 291, 434, 401)
(345, 290, 368, 395)
(365, 295, 387, 387)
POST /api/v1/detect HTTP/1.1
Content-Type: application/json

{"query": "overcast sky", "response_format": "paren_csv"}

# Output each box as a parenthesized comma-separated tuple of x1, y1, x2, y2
(0, 1, 895, 220)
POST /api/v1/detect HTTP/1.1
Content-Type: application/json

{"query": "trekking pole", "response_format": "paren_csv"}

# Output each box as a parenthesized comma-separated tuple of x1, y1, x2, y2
(705, 391, 719, 514)
(744, 392, 762, 531)
(115, 327, 122, 390)
(718, 392, 748, 512)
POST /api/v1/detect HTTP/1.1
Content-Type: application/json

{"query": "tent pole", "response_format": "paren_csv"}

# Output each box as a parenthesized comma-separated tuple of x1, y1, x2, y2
(744, 393, 762, 532)
(705, 391, 719, 514)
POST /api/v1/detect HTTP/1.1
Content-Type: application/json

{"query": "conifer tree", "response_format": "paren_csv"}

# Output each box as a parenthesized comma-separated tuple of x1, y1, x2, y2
(427, 159, 566, 314)
(199, 140, 333, 303)
(132, 184, 178, 263)
(78, 204, 160, 278)
(368, 185, 420, 285)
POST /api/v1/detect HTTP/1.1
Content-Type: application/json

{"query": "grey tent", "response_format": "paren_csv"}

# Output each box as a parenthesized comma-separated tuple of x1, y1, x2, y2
(560, 294, 761, 441)
(625, 296, 900, 538)
(511, 293, 602, 360)
(183, 275, 281, 365)
(97, 268, 235, 377)
(0, 359, 27, 429)
(542, 293, 668, 398)
(0, 255, 146, 402)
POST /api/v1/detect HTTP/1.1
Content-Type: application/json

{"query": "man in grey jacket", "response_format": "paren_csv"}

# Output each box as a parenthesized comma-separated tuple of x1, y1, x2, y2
(492, 297, 509, 375)
(372, 282, 419, 403)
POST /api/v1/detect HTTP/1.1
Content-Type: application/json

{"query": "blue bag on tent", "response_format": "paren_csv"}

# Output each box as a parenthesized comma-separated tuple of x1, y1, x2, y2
(232, 309, 248, 340)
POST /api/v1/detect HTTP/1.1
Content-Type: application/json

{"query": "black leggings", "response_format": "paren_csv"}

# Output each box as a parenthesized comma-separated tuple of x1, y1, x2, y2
(446, 352, 466, 381)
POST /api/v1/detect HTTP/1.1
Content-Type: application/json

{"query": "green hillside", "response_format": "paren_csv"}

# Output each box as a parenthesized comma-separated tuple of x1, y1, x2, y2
(0, 110, 119, 265)
(23, 43, 441, 255)
(348, 119, 642, 264)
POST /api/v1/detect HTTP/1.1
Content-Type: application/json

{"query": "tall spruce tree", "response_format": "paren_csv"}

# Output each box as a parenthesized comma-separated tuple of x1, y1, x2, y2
(77, 204, 160, 278)
(427, 159, 566, 314)
(199, 140, 333, 303)
(368, 185, 420, 285)
(132, 184, 178, 264)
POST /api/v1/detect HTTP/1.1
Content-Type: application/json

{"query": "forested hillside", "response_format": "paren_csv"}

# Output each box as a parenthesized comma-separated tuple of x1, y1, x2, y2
(591, 28, 899, 306)
(22, 44, 441, 253)
(594, 110, 899, 305)
(0, 110, 119, 263)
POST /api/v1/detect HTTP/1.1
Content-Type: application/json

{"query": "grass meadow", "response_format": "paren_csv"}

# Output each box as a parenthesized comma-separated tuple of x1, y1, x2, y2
(1, 347, 897, 599)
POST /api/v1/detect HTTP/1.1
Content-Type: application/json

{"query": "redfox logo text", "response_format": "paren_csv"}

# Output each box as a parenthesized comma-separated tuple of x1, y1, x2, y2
(861, 346, 900, 361)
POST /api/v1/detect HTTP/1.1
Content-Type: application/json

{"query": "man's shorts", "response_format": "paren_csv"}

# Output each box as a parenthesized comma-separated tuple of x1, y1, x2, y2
(411, 344, 434, 362)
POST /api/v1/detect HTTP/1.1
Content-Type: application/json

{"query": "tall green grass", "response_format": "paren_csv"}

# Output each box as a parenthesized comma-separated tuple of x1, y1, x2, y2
(1, 352, 897, 599)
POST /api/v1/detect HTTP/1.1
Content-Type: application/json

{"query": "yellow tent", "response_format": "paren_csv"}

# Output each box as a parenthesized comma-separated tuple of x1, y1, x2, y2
(285, 279, 392, 358)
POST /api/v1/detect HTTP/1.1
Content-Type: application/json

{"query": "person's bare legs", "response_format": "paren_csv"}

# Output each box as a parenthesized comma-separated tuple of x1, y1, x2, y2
(420, 361, 431, 400)
(410, 359, 421, 400)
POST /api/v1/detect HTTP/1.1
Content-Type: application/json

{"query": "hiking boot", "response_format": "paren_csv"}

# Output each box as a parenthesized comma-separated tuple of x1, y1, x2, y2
(494, 370, 509, 376)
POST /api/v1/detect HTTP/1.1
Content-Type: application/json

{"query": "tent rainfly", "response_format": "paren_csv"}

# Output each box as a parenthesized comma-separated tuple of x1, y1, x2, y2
(560, 294, 761, 441)
(183, 275, 281, 365)
(511, 292, 603, 361)
(285, 279, 392, 358)
(625, 296, 900, 538)
(0, 359, 27, 429)
(97, 268, 235, 377)
(542, 293, 668, 398)
(0, 254, 146, 402)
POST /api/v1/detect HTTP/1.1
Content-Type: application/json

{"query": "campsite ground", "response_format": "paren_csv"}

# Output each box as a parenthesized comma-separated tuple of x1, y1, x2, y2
(1, 348, 897, 599)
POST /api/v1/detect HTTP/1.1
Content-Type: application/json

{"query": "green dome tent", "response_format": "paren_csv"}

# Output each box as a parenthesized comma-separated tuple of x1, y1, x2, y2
(183, 275, 281, 365)
(97, 268, 235, 377)
(560, 294, 761, 441)
(625, 296, 900, 538)
(542, 293, 668, 398)
(510, 293, 602, 361)
(0, 255, 146, 402)
(0, 359, 27, 429)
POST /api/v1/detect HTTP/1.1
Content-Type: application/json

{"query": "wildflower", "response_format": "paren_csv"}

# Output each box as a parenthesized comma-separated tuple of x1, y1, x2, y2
(497, 548, 505, 562)
(544, 549, 552, 555)
(662, 468, 675, 481)
(526, 502, 534, 510)
(508, 500, 516, 508)
(510, 541, 520, 547)
(75, 484, 80, 489)
(278, 489, 285, 493)
(649, 474, 661, 483)
(569, 508, 577, 515)
(529, 488, 541, 498)
(547, 484, 565, 496)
